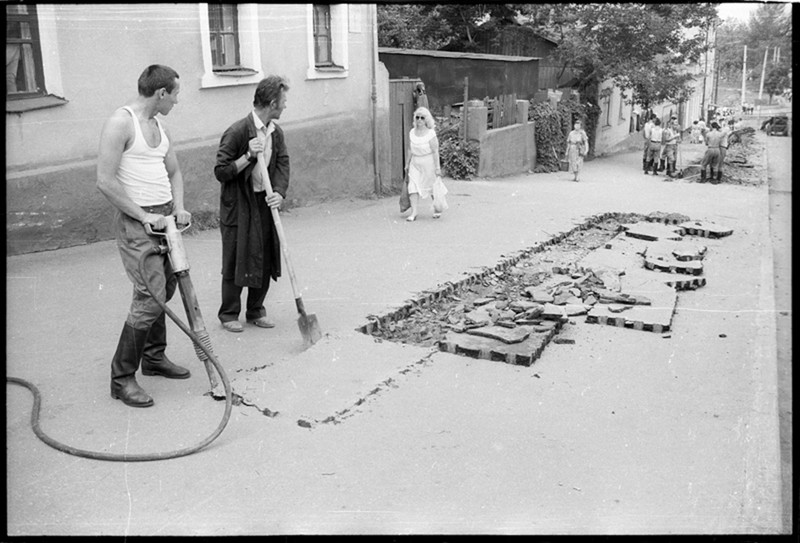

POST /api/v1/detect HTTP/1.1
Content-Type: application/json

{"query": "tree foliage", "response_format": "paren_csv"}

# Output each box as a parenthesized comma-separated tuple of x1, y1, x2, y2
(715, 3, 791, 82)
(377, 4, 452, 50)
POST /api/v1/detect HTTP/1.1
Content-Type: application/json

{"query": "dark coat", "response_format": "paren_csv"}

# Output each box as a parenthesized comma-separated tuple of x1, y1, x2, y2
(214, 113, 290, 288)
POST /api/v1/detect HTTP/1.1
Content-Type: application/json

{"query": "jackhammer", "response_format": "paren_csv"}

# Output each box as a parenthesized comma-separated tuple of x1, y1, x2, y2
(7, 216, 233, 462)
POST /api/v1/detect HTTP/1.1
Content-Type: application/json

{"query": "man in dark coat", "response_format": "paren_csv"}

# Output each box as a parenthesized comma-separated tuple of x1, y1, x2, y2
(214, 75, 290, 332)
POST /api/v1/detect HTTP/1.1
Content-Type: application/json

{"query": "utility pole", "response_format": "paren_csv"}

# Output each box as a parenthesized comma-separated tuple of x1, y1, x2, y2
(758, 47, 769, 101)
(741, 45, 747, 109)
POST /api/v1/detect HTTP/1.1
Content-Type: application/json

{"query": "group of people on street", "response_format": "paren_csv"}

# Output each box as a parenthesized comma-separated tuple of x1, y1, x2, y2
(97, 65, 290, 407)
(641, 114, 683, 177)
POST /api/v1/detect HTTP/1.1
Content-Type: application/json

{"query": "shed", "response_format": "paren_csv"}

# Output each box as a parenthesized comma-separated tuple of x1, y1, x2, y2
(378, 47, 540, 113)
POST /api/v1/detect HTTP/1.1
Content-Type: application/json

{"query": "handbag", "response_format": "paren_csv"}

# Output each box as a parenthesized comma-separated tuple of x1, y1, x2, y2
(399, 176, 411, 213)
(432, 176, 449, 213)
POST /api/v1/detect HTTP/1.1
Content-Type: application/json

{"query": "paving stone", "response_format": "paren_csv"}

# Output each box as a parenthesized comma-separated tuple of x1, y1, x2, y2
(564, 304, 589, 316)
(526, 288, 554, 303)
(542, 303, 567, 319)
(644, 255, 703, 275)
(472, 297, 495, 306)
(552, 292, 573, 305)
(465, 306, 492, 325)
(584, 295, 598, 305)
(565, 296, 583, 305)
(569, 287, 582, 297)
(509, 300, 540, 312)
(466, 325, 532, 344)
(678, 220, 733, 238)
(607, 303, 631, 313)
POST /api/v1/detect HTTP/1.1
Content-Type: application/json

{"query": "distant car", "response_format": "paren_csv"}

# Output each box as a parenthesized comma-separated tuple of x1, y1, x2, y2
(761, 115, 789, 136)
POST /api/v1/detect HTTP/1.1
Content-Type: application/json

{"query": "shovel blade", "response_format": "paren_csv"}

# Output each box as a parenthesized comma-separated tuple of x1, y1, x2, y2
(298, 313, 322, 347)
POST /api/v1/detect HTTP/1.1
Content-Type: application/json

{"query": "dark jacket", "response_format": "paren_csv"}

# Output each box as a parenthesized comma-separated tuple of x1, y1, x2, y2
(214, 113, 290, 288)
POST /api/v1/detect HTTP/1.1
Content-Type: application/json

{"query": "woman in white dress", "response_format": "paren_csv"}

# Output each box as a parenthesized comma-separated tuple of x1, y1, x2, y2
(565, 120, 589, 182)
(404, 107, 445, 221)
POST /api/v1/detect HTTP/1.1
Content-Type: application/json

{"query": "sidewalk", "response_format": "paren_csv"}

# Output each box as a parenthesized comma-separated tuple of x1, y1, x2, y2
(6, 135, 784, 535)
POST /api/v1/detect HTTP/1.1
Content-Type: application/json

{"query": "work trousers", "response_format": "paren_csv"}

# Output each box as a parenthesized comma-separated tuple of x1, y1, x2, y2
(642, 140, 650, 161)
(646, 143, 662, 164)
(663, 144, 677, 165)
(218, 192, 273, 323)
(701, 147, 721, 170)
(115, 202, 177, 331)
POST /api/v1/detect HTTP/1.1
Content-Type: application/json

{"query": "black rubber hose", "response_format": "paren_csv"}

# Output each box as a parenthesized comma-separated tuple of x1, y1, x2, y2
(6, 245, 234, 462)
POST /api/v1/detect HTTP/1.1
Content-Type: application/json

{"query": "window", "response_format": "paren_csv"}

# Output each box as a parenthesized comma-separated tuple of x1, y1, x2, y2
(602, 96, 612, 127)
(199, 4, 263, 89)
(208, 4, 241, 70)
(313, 5, 334, 67)
(618, 92, 626, 122)
(6, 4, 46, 99)
(306, 4, 348, 79)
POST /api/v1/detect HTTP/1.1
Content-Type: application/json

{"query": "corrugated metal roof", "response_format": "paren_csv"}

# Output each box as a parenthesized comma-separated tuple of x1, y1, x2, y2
(378, 47, 540, 62)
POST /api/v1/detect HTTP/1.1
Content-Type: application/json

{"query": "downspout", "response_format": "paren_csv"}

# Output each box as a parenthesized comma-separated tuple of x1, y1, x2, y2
(370, 4, 381, 195)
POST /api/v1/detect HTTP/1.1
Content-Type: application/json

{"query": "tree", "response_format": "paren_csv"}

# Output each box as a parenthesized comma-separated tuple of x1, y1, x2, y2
(522, 3, 718, 108)
(377, 4, 452, 50)
(764, 60, 791, 103)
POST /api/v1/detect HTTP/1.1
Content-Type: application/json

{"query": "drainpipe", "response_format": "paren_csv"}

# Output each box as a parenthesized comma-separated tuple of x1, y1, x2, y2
(370, 4, 381, 195)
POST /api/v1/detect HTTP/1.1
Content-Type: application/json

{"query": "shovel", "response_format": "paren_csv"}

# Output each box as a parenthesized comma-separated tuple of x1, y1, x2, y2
(256, 152, 322, 347)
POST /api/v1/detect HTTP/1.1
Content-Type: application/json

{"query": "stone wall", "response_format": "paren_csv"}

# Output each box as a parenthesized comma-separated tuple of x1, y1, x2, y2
(466, 101, 537, 178)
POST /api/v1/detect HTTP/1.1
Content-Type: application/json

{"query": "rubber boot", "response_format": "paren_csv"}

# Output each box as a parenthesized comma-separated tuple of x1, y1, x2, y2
(709, 167, 717, 184)
(650, 159, 658, 175)
(643, 158, 649, 173)
(700, 170, 706, 183)
(141, 312, 191, 379)
(111, 324, 154, 407)
(716, 170, 723, 184)
(658, 158, 665, 172)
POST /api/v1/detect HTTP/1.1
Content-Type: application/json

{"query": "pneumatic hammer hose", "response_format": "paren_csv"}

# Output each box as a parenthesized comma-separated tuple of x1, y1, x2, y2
(7, 245, 234, 462)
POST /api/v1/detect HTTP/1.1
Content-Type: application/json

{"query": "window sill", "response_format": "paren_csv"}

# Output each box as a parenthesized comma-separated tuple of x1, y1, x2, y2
(306, 66, 348, 80)
(601, 124, 613, 131)
(7, 94, 69, 114)
(213, 68, 259, 77)
(201, 68, 264, 89)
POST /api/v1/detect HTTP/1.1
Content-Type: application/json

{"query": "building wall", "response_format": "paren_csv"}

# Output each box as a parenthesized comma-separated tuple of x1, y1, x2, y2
(6, 3, 385, 255)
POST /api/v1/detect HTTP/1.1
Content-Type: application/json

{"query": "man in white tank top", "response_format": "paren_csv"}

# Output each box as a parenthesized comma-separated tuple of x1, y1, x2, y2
(97, 64, 192, 408)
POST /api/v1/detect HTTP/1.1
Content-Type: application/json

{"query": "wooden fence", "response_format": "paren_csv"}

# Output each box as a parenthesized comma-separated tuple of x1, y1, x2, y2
(485, 93, 519, 129)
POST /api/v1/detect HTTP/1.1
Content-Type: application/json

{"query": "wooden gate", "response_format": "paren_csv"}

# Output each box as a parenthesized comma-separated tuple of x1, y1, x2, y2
(389, 78, 421, 190)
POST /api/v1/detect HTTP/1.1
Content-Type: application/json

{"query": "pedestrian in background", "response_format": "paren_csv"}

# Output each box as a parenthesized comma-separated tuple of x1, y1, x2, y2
(642, 113, 655, 172)
(645, 118, 663, 175)
(96, 64, 192, 408)
(662, 117, 681, 178)
(700, 121, 723, 184)
(717, 119, 734, 183)
(565, 119, 589, 182)
(690, 120, 702, 144)
(404, 107, 446, 221)
(213, 75, 290, 333)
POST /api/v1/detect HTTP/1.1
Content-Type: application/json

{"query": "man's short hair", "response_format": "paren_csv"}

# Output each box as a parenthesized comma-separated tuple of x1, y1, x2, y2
(138, 65, 179, 97)
(654, 118, 661, 126)
(254, 75, 290, 109)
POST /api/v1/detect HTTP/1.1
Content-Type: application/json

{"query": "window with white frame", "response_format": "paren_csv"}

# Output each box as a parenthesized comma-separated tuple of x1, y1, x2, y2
(6, 4, 46, 99)
(6, 4, 66, 112)
(306, 4, 348, 80)
(618, 91, 626, 122)
(199, 3, 263, 89)
(602, 95, 612, 127)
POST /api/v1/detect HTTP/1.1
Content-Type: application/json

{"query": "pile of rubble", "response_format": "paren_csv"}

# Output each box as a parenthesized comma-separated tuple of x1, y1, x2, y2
(365, 213, 733, 367)
(722, 127, 766, 186)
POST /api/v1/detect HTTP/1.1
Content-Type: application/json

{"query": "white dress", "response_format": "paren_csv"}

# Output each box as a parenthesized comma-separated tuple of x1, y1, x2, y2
(407, 129, 437, 198)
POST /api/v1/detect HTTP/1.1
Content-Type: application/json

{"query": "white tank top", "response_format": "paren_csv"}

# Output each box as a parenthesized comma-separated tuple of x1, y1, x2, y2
(115, 106, 172, 206)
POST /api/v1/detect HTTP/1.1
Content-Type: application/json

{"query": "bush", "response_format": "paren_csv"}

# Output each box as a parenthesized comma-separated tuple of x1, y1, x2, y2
(435, 115, 479, 180)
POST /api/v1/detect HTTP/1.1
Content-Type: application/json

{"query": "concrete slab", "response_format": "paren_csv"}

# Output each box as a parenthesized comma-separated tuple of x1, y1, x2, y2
(439, 324, 560, 366)
(622, 221, 685, 241)
(466, 325, 532, 344)
(678, 220, 734, 238)
(230, 332, 435, 427)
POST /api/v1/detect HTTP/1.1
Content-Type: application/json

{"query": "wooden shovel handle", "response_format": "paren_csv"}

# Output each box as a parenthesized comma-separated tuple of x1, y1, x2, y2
(256, 152, 303, 309)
